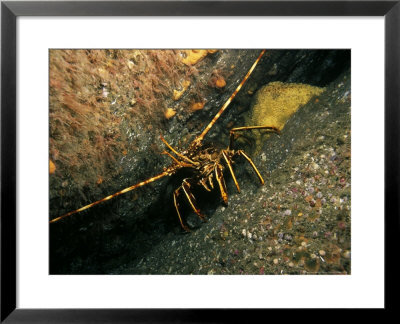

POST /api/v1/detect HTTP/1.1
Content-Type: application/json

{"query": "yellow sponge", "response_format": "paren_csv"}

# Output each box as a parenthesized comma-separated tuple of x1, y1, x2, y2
(247, 81, 325, 131)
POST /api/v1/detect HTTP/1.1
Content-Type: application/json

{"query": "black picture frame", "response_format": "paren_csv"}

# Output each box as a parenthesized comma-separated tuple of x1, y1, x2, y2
(1, 0, 398, 322)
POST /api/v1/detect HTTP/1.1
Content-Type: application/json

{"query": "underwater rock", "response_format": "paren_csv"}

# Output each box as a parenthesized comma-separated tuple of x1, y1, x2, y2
(114, 68, 351, 275)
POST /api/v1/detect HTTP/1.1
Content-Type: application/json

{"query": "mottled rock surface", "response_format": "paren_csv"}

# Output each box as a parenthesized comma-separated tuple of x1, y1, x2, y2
(114, 70, 351, 275)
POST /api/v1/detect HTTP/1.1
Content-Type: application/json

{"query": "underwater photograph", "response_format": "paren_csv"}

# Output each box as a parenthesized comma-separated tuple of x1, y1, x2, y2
(49, 49, 351, 275)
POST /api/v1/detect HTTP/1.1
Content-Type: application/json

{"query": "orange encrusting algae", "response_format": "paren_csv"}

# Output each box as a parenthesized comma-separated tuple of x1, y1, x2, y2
(164, 108, 177, 119)
(190, 102, 205, 112)
(181, 50, 218, 66)
(49, 160, 56, 174)
(215, 78, 226, 88)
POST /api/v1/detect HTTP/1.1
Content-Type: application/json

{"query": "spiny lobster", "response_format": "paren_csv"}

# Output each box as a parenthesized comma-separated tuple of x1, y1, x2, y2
(50, 50, 280, 231)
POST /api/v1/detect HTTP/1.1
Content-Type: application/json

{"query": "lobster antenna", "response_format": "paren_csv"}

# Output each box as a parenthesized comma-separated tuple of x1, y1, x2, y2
(193, 49, 266, 144)
(50, 169, 174, 223)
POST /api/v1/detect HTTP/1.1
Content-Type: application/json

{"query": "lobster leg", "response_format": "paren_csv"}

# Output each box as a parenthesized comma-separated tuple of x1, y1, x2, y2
(237, 150, 265, 185)
(182, 179, 205, 221)
(215, 164, 228, 204)
(222, 150, 240, 193)
(208, 174, 214, 189)
(229, 125, 279, 150)
(199, 178, 212, 192)
(173, 188, 190, 232)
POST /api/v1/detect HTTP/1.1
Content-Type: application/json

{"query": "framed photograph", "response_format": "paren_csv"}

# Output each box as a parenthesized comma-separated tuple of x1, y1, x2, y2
(1, 0, 398, 321)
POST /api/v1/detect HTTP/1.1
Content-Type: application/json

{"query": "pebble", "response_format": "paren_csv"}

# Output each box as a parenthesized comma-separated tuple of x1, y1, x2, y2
(288, 262, 294, 267)
(283, 209, 292, 216)
(284, 234, 292, 241)
(319, 250, 326, 256)
(273, 258, 279, 265)
(311, 162, 319, 170)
